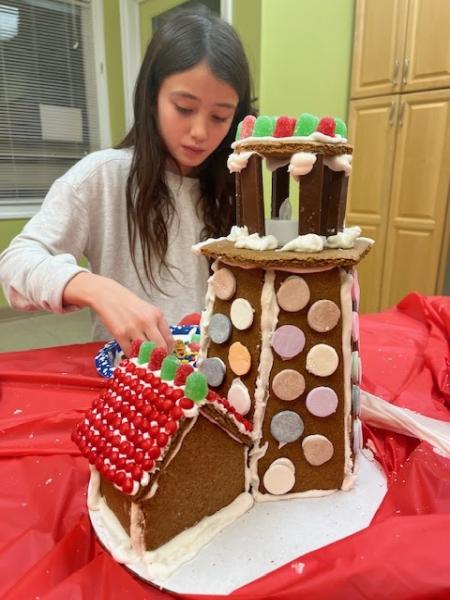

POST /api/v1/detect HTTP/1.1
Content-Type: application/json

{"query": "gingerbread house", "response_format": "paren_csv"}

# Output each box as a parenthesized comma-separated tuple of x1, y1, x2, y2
(72, 112, 371, 578)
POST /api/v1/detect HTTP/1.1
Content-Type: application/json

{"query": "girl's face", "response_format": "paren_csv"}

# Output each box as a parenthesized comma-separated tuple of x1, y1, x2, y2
(157, 61, 238, 176)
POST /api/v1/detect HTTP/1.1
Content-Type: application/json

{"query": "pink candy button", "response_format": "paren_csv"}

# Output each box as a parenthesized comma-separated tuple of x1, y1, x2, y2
(305, 387, 338, 417)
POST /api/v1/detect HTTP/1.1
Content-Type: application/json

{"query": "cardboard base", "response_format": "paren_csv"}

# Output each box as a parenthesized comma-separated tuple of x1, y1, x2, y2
(90, 450, 386, 594)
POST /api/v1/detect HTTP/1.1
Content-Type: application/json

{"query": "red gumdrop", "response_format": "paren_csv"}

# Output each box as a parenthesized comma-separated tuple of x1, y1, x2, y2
(149, 347, 168, 370)
(317, 117, 336, 137)
(174, 363, 194, 386)
(273, 116, 296, 138)
(240, 115, 256, 138)
(129, 339, 144, 358)
(188, 342, 200, 353)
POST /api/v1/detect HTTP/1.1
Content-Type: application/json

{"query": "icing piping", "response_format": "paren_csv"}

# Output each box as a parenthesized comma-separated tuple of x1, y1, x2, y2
(340, 268, 356, 491)
(248, 270, 279, 490)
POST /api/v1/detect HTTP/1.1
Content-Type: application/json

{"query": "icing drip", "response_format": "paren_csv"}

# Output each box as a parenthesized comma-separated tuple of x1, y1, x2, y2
(199, 261, 219, 362)
(248, 270, 279, 489)
(227, 150, 255, 173)
(323, 153, 352, 176)
(340, 269, 356, 491)
(288, 152, 317, 181)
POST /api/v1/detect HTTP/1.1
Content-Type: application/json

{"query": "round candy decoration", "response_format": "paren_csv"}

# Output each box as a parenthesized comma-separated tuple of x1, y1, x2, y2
(351, 350, 361, 384)
(302, 434, 334, 466)
(263, 458, 296, 495)
(307, 300, 341, 333)
(230, 298, 254, 330)
(212, 267, 236, 301)
(306, 344, 339, 377)
(270, 410, 304, 446)
(305, 386, 338, 417)
(353, 418, 363, 454)
(272, 369, 305, 401)
(271, 325, 306, 360)
(351, 384, 361, 416)
(208, 313, 232, 344)
(276, 276, 310, 312)
(228, 342, 252, 376)
(352, 311, 360, 344)
(198, 357, 226, 387)
(227, 378, 251, 415)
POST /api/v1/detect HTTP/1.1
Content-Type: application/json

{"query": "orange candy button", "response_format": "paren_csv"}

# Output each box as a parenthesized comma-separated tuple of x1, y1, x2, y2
(272, 369, 305, 401)
(213, 267, 236, 301)
(277, 276, 310, 312)
(228, 342, 251, 376)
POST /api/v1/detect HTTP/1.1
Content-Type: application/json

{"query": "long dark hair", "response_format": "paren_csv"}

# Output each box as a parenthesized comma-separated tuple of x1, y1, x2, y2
(116, 9, 252, 294)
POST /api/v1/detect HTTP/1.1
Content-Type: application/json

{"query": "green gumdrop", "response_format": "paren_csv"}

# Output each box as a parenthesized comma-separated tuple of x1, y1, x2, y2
(138, 341, 156, 364)
(235, 121, 242, 140)
(190, 332, 201, 343)
(253, 115, 276, 137)
(160, 354, 180, 381)
(334, 117, 347, 138)
(184, 372, 208, 402)
(294, 113, 319, 136)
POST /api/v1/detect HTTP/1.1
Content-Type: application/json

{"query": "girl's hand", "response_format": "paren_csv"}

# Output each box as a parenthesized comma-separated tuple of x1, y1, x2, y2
(63, 273, 173, 356)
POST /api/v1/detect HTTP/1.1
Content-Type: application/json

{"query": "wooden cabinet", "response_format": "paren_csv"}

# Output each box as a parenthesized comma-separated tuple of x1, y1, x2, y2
(349, 0, 450, 313)
(347, 90, 450, 313)
(351, 0, 450, 99)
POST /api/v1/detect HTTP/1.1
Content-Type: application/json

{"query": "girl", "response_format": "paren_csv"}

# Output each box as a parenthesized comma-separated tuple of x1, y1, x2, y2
(0, 10, 252, 356)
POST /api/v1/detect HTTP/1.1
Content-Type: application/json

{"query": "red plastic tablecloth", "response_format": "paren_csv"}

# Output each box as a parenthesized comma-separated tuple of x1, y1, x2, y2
(1, 292, 450, 599)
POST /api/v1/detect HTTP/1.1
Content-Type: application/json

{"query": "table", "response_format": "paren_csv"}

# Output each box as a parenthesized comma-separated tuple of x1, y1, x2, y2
(1, 292, 450, 599)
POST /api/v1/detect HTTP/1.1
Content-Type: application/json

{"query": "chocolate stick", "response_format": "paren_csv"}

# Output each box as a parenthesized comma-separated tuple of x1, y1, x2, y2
(298, 154, 324, 235)
(237, 154, 265, 235)
(271, 167, 290, 218)
(322, 170, 349, 236)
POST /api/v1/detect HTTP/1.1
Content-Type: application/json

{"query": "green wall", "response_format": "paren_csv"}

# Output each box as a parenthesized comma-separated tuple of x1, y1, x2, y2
(103, 0, 126, 145)
(259, 0, 354, 119)
(0, 219, 27, 306)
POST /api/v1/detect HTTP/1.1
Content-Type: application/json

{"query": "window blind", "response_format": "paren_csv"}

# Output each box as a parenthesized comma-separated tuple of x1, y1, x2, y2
(0, 0, 101, 215)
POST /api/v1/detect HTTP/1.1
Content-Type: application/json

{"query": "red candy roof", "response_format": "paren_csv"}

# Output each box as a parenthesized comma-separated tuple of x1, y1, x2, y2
(72, 358, 252, 496)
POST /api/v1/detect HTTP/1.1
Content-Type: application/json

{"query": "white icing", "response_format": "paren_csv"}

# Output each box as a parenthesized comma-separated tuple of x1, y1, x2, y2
(248, 270, 279, 491)
(324, 153, 352, 176)
(288, 152, 317, 181)
(235, 232, 278, 251)
(231, 132, 348, 148)
(279, 233, 324, 253)
(130, 502, 145, 554)
(227, 151, 255, 173)
(199, 262, 218, 363)
(227, 225, 250, 242)
(326, 226, 362, 249)
(340, 269, 356, 491)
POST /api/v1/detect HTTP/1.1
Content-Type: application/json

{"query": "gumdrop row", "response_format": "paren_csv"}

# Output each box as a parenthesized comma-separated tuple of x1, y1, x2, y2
(236, 113, 347, 141)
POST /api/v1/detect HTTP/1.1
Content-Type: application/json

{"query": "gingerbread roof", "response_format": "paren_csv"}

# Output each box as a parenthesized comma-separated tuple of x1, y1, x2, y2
(72, 357, 252, 497)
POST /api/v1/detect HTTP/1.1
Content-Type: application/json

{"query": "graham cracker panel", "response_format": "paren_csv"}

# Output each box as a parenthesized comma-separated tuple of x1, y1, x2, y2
(207, 262, 265, 421)
(101, 477, 132, 534)
(257, 267, 347, 493)
(142, 414, 246, 551)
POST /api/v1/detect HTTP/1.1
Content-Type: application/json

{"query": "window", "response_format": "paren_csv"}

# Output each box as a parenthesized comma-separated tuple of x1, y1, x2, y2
(0, 0, 108, 218)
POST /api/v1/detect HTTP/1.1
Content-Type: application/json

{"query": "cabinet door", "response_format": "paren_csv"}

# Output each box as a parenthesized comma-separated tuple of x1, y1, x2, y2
(381, 89, 450, 309)
(346, 96, 399, 313)
(350, 0, 407, 99)
(402, 0, 450, 92)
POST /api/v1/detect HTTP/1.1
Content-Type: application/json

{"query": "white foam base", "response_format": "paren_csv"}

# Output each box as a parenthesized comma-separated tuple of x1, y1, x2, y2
(91, 451, 387, 594)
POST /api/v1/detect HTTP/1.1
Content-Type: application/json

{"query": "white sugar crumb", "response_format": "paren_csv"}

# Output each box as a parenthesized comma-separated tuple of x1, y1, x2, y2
(44, 478, 53, 486)
(13, 409, 23, 414)
(29, 433, 34, 439)
(291, 562, 305, 574)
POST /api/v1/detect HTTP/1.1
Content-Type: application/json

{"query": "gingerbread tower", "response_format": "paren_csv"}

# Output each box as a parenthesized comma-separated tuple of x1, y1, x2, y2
(199, 113, 371, 498)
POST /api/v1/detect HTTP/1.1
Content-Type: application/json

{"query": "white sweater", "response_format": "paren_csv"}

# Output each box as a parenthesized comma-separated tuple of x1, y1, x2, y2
(0, 148, 210, 341)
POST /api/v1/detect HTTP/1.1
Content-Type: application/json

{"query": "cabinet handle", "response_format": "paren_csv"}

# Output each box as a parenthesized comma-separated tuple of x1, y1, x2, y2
(398, 101, 406, 127)
(402, 58, 410, 85)
(388, 101, 396, 126)
(391, 59, 400, 85)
